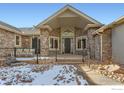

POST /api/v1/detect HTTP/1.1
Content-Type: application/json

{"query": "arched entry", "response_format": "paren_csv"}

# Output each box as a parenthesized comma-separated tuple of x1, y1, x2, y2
(61, 30, 74, 54)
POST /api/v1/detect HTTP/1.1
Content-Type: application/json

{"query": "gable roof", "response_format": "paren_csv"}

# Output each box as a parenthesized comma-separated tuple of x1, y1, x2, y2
(0, 20, 22, 34)
(37, 5, 102, 28)
(92, 16, 124, 35)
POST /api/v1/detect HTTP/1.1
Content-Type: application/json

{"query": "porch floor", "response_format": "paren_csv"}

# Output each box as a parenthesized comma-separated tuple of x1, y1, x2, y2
(50, 54, 82, 59)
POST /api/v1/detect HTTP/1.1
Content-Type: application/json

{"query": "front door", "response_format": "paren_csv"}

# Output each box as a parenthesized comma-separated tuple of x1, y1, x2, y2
(64, 38, 71, 53)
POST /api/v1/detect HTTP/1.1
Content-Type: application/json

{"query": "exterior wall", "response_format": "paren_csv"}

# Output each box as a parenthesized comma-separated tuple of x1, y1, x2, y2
(0, 28, 31, 49)
(102, 29, 112, 62)
(94, 35, 101, 60)
(93, 28, 112, 62)
(0, 28, 21, 56)
(40, 30, 49, 56)
(87, 28, 99, 59)
(21, 35, 31, 48)
(112, 24, 124, 64)
(0, 28, 16, 48)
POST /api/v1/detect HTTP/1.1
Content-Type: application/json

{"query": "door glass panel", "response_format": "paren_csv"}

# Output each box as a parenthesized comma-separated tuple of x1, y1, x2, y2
(64, 38, 71, 53)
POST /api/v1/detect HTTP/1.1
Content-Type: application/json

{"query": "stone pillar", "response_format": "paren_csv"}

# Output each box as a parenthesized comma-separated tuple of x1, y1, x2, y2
(40, 25, 52, 56)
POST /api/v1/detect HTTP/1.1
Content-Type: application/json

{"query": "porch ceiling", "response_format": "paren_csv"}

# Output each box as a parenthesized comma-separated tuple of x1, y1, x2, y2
(46, 16, 92, 29)
(37, 5, 102, 29)
(45, 9, 94, 29)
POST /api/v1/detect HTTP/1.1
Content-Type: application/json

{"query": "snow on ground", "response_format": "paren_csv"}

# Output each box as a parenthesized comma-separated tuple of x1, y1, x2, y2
(16, 58, 34, 61)
(0, 64, 88, 85)
(16, 57, 54, 61)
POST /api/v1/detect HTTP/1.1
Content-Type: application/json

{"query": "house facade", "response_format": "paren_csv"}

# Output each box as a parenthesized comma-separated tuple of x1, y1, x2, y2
(1, 5, 124, 64)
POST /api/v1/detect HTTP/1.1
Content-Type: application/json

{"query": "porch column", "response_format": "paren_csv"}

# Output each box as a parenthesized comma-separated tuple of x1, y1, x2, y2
(73, 29, 76, 54)
(40, 25, 52, 56)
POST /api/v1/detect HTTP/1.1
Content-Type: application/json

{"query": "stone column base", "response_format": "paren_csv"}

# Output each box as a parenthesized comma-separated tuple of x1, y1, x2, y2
(40, 48, 49, 56)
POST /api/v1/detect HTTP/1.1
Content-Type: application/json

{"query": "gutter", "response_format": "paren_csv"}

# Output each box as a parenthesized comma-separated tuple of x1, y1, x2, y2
(92, 16, 124, 35)
(0, 25, 22, 35)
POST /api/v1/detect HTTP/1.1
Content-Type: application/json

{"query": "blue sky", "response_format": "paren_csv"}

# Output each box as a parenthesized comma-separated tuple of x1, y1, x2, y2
(0, 3, 124, 27)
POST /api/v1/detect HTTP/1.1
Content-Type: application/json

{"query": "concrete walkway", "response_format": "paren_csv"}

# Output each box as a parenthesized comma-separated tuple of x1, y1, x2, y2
(80, 64, 124, 85)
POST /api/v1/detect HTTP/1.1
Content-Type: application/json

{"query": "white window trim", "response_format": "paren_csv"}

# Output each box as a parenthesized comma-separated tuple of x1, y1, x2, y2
(76, 36, 87, 50)
(15, 35, 21, 47)
(49, 36, 59, 51)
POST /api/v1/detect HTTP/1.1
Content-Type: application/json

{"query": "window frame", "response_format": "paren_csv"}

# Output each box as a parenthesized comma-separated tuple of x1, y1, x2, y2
(49, 36, 59, 50)
(15, 35, 21, 47)
(76, 36, 87, 50)
(82, 38, 87, 49)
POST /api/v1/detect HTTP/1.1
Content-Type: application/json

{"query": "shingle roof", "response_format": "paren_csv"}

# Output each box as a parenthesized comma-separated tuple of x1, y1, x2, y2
(0, 20, 21, 32)
(19, 27, 39, 35)
(92, 16, 124, 35)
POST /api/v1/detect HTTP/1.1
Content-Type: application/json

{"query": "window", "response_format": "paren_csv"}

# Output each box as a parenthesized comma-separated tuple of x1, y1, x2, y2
(78, 39, 81, 49)
(76, 36, 87, 50)
(15, 35, 21, 46)
(54, 39, 58, 49)
(50, 38, 54, 48)
(49, 36, 59, 50)
(82, 39, 86, 49)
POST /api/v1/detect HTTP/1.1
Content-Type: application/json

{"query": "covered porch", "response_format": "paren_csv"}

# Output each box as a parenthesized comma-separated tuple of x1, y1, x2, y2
(33, 6, 99, 56)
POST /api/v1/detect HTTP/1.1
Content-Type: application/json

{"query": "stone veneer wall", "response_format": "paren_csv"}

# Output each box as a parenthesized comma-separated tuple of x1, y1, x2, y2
(102, 29, 112, 62)
(0, 28, 15, 48)
(40, 30, 49, 56)
(0, 28, 21, 56)
(87, 28, 98, 59)
(21, 35, 31, 48)
(88, 28, 112, 62)
(94, 35, 101, 60)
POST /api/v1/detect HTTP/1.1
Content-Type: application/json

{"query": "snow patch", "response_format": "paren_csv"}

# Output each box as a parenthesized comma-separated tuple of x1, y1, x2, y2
(0, 64, 88, 85)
